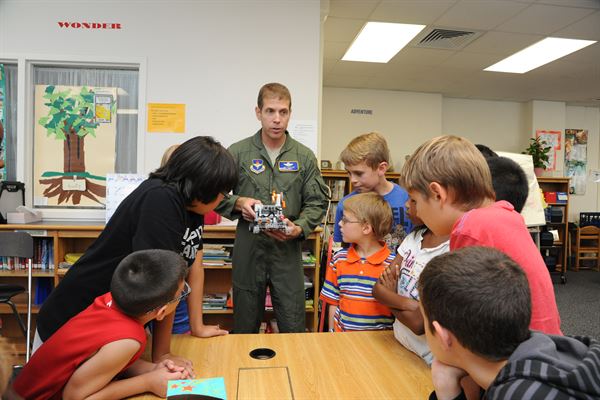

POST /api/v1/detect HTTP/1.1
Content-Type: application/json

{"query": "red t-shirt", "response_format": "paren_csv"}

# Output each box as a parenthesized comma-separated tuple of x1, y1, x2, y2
(14, 293, 147, 400)
(451, 201, 562, 335)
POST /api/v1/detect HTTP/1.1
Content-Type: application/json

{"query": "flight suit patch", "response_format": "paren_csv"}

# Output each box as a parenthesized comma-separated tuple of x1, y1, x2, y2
(278, 161, 299, 172)
(250, 159, 266, 174)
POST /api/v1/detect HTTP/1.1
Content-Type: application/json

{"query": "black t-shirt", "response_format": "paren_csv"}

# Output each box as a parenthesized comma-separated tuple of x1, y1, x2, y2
(37, 178, 203, 341)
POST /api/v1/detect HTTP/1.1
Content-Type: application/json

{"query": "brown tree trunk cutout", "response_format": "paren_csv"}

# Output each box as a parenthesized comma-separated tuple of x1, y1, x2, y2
(39, 127, 106, 205)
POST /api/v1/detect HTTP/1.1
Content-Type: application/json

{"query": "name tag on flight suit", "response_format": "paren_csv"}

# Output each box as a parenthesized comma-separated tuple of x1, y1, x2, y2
(278, 161, 299, 172)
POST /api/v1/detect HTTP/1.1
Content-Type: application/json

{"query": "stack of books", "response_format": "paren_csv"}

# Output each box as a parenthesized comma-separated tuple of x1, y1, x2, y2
(202, 244, 232, 267)
(202, 292, 228, 310)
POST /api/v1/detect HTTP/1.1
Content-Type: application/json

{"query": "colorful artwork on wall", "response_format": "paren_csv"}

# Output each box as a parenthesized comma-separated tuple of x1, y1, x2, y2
(565, 129, 588, 195)
(535, 130, 561, 171)
(34, 85, 117, 207)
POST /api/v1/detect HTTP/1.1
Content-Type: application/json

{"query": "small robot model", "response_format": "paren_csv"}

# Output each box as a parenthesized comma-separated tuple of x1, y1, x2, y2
(250, 191, 289, 234)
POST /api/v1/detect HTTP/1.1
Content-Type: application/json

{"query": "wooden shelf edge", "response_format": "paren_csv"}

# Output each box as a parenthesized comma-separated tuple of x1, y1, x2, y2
(0, 270, 54, 277)
(0, 304, 41, 314)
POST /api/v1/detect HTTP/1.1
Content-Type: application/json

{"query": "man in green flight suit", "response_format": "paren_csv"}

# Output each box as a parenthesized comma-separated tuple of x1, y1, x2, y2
(216, 83, 329, 333)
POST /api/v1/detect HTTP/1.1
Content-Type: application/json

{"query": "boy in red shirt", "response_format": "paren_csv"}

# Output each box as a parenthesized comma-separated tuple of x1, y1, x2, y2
(400, 135, 561, 335)
(11, 249, 193, 400)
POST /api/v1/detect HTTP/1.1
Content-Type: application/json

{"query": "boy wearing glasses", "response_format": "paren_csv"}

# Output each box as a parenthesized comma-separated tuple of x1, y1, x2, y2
(320, 192, 395, 332)
(12, 250, 193, 400)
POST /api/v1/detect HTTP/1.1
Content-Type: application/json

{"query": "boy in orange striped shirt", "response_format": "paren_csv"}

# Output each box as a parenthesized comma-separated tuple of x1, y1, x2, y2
(320, 192, 395, 331)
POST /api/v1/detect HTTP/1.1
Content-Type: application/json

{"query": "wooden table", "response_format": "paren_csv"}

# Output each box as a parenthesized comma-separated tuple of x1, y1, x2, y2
(130, 331, 433, 399)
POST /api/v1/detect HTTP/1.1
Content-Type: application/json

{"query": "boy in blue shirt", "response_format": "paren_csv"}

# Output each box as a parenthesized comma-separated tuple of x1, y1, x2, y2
(334, 132, 412, 252)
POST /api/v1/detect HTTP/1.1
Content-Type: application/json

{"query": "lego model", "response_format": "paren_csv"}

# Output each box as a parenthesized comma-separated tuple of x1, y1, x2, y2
(250, 191, 289, 234)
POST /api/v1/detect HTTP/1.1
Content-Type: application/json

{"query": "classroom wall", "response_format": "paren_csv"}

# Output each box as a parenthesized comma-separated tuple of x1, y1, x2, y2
(321, 87, 443, 171)
(442, 97, 530, 152)
(322, 86, 600, 221)
(0, 0, 322, 175)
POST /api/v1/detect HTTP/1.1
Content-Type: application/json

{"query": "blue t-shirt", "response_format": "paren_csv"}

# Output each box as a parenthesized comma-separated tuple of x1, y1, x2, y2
(333, 183, 412, 252)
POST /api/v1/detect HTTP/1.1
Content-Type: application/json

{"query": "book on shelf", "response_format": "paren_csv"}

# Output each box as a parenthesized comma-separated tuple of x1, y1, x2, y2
(324, 178, 347, 201)
(202, 244, 232, 266)
(202, 292, 228, 310)
(0, 237, 55, 271)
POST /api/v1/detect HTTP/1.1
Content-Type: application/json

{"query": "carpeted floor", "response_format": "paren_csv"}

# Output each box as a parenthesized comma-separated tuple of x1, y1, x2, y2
(553, 270, 600, 340)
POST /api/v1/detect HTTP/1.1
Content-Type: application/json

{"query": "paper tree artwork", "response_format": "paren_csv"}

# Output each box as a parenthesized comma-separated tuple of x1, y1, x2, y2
(167, 377, 226, 399)
(34, 85, 117, 207)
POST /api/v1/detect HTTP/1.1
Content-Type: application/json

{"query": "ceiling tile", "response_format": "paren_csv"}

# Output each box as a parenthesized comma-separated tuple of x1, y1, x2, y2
(434, 0, 529, 30)
(324, 74, 373, 88)
(462, 31, 543, 55)
(536, 0, 600, 9)
(369, 0, 457, 24)
(497, 4, 595, 35)
(328, 0, 381, 19)
(554, 10, 600, 40)
(324, 41, 352, 60)
(330, 60, 387, 77)
(390, 47, 456, 67)
(324, 16, 365, 42)
(441, 51, 509, 70)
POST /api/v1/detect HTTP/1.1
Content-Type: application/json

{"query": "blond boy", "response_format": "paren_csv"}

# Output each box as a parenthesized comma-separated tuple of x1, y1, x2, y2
(400, 135, 561, 335)
(333, 132, 412, 252)
(320, 192, 395, 331)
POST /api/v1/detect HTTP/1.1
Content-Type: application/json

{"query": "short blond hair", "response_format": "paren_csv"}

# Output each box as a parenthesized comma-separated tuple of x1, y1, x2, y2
(343, 192, 392, 240)
(340, 132, 390, 169)
(401, 135, 495, 210)
(257, 83, 292, 110)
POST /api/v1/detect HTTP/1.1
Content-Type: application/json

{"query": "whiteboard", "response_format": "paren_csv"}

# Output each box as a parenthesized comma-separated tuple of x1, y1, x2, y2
(497, 151, 546, 227)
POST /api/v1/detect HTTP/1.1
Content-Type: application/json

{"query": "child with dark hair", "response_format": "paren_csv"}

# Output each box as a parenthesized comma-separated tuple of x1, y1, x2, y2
(12, 250, 193, 400)
(36, 136, 238, 366)
(419, 246, 600, 400)
(486, 156, 529, 213)
(320, 192, 395, 331)
(475, 144, 529, 213)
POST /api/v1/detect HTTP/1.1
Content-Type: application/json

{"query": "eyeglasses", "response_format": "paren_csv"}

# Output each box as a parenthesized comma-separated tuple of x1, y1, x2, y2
(145, 281, 191, 314)
(340, 216, 362, 225)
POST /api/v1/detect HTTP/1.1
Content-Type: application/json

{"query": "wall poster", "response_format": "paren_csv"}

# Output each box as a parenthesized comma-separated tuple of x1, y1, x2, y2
(536, 130, 561, 171)
(564, 129, 588, 195)
(34, 85, 117, 207)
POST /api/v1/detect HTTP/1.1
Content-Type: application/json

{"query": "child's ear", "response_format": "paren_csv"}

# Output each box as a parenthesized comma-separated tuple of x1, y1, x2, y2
(428, 182, 449, 203)
(362, 222, 373, 236)
(154, 305, 170, 321)
(377, 161, 389, 175)
(432, 320, 453, 350)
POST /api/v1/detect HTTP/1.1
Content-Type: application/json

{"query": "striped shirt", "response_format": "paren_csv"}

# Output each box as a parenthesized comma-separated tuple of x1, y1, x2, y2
(320, 244, 395, 332)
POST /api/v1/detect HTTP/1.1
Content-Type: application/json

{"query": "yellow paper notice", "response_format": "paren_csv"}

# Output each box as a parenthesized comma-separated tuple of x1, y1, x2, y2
(147, 103, 186, 133)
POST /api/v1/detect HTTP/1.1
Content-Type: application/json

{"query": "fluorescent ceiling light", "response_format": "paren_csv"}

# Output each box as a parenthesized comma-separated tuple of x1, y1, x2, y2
(342, 22, 426, 63)
(485, 37, 596, 74)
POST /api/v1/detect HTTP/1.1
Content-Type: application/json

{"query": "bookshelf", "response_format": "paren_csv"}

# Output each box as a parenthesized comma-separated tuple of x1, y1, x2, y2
(200, 225, 322, 332)
(0, 222, 322, 337)
(320, 169, 402, 234)
(0, 221, 102, 341)
(537, 177, 569, 284)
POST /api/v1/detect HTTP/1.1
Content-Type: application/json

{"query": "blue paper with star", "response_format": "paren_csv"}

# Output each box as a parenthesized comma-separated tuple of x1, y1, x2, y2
(167, 377, 226, 399)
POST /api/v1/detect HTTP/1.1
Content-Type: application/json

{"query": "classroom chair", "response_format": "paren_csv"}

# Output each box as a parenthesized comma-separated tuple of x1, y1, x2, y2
(0, 232, 34, 361)
(573, 225, 600, 272)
